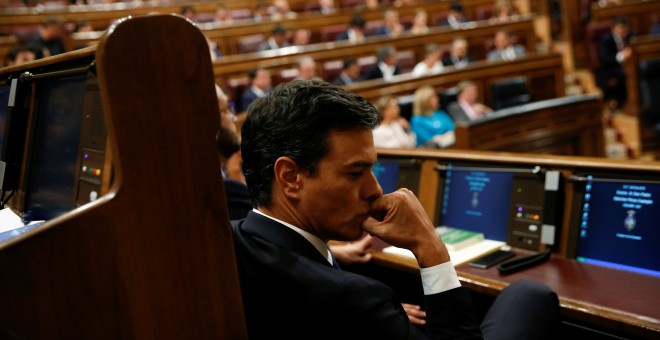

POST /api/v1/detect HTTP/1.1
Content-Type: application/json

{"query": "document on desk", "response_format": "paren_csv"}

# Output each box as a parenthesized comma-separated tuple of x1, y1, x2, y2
(383, 239, 506, 267)
(0, 207, 27, 233)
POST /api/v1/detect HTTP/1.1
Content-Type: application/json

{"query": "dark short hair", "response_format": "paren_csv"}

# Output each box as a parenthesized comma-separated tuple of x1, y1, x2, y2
(612, 16, 630, 26)
(241, 80, 380, 206)
(6, 44, 43, 64)
(248, 67, 261, 80)
(272, 25, 287, 35)
(342, 57, 357, 69)
(349, 13, 366, 28)
(450, 1, 464, 12)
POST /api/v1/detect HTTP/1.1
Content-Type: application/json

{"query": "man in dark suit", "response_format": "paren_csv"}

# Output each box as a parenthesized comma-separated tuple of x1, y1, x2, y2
(215, 85, 252, 220)
(233, 79, 560, 339)
(372, 8, 404, 38)
(332, 58, 362, 86)
(363, 45, 400, 81)
(437, 1, 470, 29)
(27, 16, 66, 57)
(240, 67, 271, 112)
(442, 37, 475, 69)
(335, 13, 367, 43)
(446, 80, 493, 123)
(258, 25, 291, 51)
(487, 29, 526, 61)
(596, 16, 633, 109)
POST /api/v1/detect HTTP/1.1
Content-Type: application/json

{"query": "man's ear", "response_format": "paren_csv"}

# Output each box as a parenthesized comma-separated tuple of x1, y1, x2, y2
(273, 156, 302, 199)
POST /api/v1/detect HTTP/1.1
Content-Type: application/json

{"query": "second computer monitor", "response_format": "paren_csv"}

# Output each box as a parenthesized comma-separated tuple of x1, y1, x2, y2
(437, 163, 549, 250)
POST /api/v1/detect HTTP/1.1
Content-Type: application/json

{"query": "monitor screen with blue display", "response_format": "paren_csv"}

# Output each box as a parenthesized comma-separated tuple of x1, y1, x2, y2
(575, 177, 660, 278)
(440, 166, 514, 241)
(373, 160, 401, 194)
(372, 158, 420, 195)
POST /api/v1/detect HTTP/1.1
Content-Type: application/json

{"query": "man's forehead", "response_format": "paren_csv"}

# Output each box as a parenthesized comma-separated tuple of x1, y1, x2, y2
(326, 130, 376, 161)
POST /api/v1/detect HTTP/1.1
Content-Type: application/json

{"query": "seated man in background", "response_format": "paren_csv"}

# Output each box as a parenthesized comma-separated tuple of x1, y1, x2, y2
(438, 1, 470, 28)
(442, 37, 474, 69)
(336, 13, 368, 43)
(373, 8, 405, 38)
(241, 67, 272, 113)
(487, 29, 526, 61)
(28, 16, 66, 57)
(295, 56, 323, 81)
(595, 15, 633, 110)
(292, 28, 311, 46)
(259, 25, 291, 51)
(332, 58, 362, 86)
(363, 45, 399, 81)
(233, 79, 560, 339)
(3, 44, 42, 67)
(447, 80, 493, 123)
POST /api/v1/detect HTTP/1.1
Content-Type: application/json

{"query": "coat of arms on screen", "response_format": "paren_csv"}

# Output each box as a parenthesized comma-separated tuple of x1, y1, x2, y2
(624, 210, 636, 232)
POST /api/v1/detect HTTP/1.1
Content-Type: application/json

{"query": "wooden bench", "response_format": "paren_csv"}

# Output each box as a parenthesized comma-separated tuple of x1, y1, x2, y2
(344, 52, 565, 108)
(454, 94, 605, 157)
(202, 0, 499, 55)
(212, 15, 538, 86)
(3, 0, 498, 55)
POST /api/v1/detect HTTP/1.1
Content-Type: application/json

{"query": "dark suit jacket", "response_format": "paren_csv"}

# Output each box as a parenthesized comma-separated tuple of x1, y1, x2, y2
(363, 64, 400, 81)
(223, 178, 252, 220)
(335, 30, 349, 41)
(232, 211, 482, 339)
(598, 32, 631, 69)
(332, 73, 356, 86)
(441, 55, 475, 68)
(595, 32, 632, 91)
(240, 88, 260, 113)
(446, 101, 471, 124)
(437, 16, 469, 28)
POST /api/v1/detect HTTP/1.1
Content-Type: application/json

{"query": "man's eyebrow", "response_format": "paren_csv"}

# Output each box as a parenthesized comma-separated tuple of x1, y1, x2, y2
(345, 160, 374, 168)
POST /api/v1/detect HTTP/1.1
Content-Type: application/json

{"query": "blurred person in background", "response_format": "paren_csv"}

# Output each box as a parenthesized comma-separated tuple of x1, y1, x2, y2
(373, 95, 416, 148)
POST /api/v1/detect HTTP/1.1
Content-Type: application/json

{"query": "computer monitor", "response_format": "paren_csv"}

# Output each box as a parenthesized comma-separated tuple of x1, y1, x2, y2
(372, 157, 421, 195)
(437, 163, 551, 249)
(439, 165, 513, 241)
(572, 175, 660, 278)
(21, 70, 107, 222)
(22, 75, 88, 220)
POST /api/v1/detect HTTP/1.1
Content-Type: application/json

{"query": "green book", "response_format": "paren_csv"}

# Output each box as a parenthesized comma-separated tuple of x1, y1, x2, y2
(436, 227, 485, 251)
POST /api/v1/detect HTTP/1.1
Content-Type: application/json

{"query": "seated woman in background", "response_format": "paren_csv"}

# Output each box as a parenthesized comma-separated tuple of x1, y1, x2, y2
(372, 96, 416, 148)
(411, 86, 455, 148)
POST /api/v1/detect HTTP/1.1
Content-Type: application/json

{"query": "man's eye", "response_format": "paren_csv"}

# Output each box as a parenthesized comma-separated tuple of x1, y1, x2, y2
(348, 172, 363, 178)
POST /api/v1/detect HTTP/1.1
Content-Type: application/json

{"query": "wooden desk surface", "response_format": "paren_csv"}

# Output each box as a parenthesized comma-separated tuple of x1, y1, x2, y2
(370, 248, 660, 339)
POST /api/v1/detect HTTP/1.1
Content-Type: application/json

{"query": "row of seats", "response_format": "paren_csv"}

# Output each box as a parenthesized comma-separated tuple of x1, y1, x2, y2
(226, 49, 417, 111)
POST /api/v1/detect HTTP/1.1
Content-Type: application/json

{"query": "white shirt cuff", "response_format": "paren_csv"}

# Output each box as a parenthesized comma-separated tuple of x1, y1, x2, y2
(420, 261, 461, 295)
(616, 51, 624, 63)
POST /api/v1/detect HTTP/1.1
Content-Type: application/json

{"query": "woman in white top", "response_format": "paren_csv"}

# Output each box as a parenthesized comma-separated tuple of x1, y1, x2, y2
(372, 96, 416, 148)
(411, 43, 444, 77)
